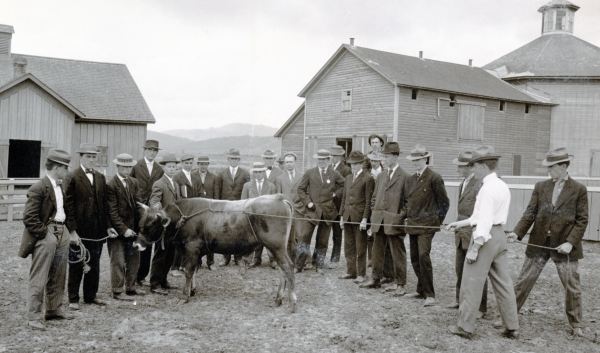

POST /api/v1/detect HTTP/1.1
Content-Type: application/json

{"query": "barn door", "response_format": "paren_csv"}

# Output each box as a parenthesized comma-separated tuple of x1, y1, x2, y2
(8, 139, 41, 178)
(590, 150, 600, 176)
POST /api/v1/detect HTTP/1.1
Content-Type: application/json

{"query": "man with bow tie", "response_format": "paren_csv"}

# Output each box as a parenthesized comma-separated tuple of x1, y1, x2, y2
(171, 154, 196, 276)
(276, 152, 301, 262)
(262, 149, 283, 186)
(65, 143, 117, 310)
(193, 156, 219, 199)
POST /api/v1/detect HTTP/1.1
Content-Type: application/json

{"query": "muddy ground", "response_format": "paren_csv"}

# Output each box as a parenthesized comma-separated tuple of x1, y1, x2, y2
(0, 221, 599, 353)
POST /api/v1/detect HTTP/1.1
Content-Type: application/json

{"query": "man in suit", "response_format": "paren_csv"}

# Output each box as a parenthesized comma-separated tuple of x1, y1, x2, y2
(22, 150, 75, 330)
(218, 148, 251, 266)
(329, 145, 351, 264)
(508, 147, 588, 337)
(171, 154, 195, 276)
(447, 151, 487, 317)
(148, 153, 182, 294)
(361, 142, 409, 292)
(106, 153, 143, 299)
(262, 149, 283, 187)
(295, 149, 345, 273)
(65, 143, 117, 310)
(339, 151, 374, 283)
(193, 156, 219, 199)
(130, 139, 164, 286)
(242, 162, 278, 268)
(276, 152, 301, 263)
(404, 144, 449, 307)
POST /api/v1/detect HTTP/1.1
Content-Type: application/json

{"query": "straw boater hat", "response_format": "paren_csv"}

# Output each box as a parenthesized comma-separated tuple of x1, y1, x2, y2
(77, 143, 99, 154)
(452, 151, 473, 166)
(541, 147, 573, 167)
(47, 149, 71, 166)
(159, 153, 179, 165)
(329, 146, 346, 156)
(262, 149, 277, 159)
(382, 141, 401, 155)
(346, 151, 365, 164)
(226, 148, 241, 158)
(197, 156, 210, 163)
(251, 161, 267, 172)
(368, 134, 384, 146)
(469, 145, 501, 164)
(367, 151, 384, 161)
(406, 144, 431, 160)
(112, 153, 136, 167)
(313, 149, 331, 159)
(180, 154, 194, 162)
(143, 139, 160, 150)
(283, 151, 298, 159)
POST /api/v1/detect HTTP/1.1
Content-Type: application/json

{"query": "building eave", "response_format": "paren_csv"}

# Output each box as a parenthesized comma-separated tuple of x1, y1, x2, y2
(274, 102, 305, 137)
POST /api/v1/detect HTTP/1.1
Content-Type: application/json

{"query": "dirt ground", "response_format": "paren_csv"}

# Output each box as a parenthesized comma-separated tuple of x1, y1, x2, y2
(0, 221, 599, 353)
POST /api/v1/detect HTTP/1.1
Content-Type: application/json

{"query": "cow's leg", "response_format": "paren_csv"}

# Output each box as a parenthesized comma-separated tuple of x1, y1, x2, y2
(271, 246, 297, 313)
(182, 241, 201, 302)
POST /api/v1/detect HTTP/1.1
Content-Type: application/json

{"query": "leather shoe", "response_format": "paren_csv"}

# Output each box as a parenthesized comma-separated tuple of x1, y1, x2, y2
(150, 287, 169, 295)
(446, 303, 459, 309)
(338, 274, 356, 280)
(126, 289, 145, 296)
(85, 298, 107, 306)
(359, 279, 381, 289)
(27, 320, 46, 331)
(112, 292, 135, 301)
(269, 259, 277, 269)
(423, 297, 438, 307)
(162, 283, 178, 290)
(493, 320, 503, 329)
(315, 268, 325, 275)
(380, 277, 393, 284)
(353, 276, 366, 284)
(405, 292, 425, 299)
(45, 310, 74, 320)
(448, 325, 472, 339)
(295, 268, 303, 273)
(68, 303, 80, 311)
(501, 329, 519, 339)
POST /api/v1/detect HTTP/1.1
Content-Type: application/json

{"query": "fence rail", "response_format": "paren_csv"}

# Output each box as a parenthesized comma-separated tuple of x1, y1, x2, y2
(0, 179, 38, 222)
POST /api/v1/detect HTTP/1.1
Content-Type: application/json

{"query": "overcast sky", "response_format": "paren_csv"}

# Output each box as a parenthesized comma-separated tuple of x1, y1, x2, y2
(3, 0, 600, 132)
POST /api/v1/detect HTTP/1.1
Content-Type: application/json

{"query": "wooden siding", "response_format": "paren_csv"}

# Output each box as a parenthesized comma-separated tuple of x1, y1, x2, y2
(280, 108, 305, 170)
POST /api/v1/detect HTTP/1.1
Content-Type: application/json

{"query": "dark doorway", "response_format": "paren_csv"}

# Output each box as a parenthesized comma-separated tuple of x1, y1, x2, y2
(335, 138, 352, 158)
(8, 139, 41, 178)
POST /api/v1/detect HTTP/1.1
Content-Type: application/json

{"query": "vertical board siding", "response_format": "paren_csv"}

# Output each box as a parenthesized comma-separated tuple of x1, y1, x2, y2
(280, 108, 305, 172)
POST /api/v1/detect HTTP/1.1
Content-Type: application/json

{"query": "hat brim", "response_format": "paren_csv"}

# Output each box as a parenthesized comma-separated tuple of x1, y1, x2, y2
(541, 156, 572, 166)
(347, 158, 365, 164)
(48, 157, 70, 166)
(406, 152, 431, 161)
(452, 158, 470, 166)
(143, 146, 161, 150)
(261, 155, 277, 158)
(78, 150, 100, 155)
(313, 154, 331, 159)
(227, 154, 241, 158)
(113, 159, 136, 167)
(368, 135, 384, 145)
(470, 155, 501, 164)
(252, 168, 267, 172)
(159, 160, 179, 165)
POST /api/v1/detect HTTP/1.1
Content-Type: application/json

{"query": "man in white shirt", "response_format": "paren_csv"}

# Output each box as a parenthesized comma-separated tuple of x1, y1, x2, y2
(174, 154, 195, 199)
(446, 145, 519, 339)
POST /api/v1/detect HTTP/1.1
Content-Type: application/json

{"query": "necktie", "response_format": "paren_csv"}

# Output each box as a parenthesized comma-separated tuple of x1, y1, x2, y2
(85, 168, 93, 174)
(388, 168, 393, 179)
(289, 172, 293, 182)
(353, 172, 358, 182)
(321, 168, 326, 183)
(258, 181, 262, 194)
(552, 179, 564, 206)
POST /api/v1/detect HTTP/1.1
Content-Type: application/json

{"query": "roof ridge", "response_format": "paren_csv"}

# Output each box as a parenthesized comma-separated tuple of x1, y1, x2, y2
(12, 53, 126, 66)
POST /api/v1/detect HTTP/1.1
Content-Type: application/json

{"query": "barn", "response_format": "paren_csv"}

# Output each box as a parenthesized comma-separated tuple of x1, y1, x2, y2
(0, 24, 154, 178)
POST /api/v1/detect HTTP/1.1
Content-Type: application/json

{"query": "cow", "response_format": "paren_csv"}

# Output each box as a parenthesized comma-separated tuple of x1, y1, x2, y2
(134, 194, 298, 312)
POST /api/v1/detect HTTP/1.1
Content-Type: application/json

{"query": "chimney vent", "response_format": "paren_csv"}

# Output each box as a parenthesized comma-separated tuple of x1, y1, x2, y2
(419, 51, 423, 59)
(0, 24, 14, 56)
(349, 37, 355, 46)
(468, 59, 473, 67)
(13, 57, 27, 77)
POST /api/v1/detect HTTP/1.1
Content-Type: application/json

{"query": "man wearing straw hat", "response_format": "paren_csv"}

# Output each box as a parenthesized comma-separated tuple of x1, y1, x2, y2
(446, 146, 519, 339)
(404, 144, 449, 307)
(295, 149, 345, 273)
(106, 153, 143, 299)
(508, 147, 588, 337)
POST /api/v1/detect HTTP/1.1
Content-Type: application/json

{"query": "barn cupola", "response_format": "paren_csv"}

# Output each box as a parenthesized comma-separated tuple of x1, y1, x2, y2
(0, 24, 14, 56)
(538, 0, 579, 35)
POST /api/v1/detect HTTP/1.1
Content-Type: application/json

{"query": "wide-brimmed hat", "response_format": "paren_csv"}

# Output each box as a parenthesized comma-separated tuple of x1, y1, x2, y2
(346, 151, 365, 164)
(112, 153, 137, 167)
(47, 149, 71, 166)
(180, 154, 194, 162)
(406, 144, 431, 160)
(251, 162, 267, 172)
(452, 151, 473, 166)
(542, 147, 573, 167)
(382, 142, 401, 155)
(143, 139, 160, 150)
(77, 143, 99, 155)
(367, 152, 384, 161)
(470, 145, 501, 164)
(226, 148, 241, 158)
(283, 151, 298, 160)
(368, 134, 384, 146)
(330, 146, 346, 156)
(159, 153, 179, 165)
(262, 149, 277, 159)
(197, 155, 210, 163)
(313, 149, 331, 159)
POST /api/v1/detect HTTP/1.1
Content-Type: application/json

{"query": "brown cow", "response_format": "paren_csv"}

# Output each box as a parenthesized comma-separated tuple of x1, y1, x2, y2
(135, 194, 297, 312)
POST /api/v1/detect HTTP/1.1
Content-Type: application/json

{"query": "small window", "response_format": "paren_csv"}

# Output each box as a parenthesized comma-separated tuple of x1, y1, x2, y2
(458, 103, 484, 141)
(449, 94, 456, 107)
(525, 104, 530, 114)
(499, 101, 505, 111)
(556, 10, 566, 31)
(341, 89, 352, 111)
(411, 89, 418, 100)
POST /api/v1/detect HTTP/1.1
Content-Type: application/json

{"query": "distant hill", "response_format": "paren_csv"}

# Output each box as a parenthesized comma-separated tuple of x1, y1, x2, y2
(161, 123, 277, 141)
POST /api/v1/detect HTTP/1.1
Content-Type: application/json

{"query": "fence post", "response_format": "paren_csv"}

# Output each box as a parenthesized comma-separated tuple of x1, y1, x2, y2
(7, 179, 14, 222)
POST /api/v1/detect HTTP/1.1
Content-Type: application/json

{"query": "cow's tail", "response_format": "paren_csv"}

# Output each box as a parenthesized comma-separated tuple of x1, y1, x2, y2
(281, 198, 294, 246)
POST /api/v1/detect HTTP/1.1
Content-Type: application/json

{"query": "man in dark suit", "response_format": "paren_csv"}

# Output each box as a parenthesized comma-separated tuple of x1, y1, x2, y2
(193, 156, 219, 199)
(295, 149, 345, 273)
(171, 154, 195, 276)
(447, 151, 487, 316)
(218, 148, 250, 266)
(21, 149, 75, 330)
(508, 147, 588, 337)
(65, 143, 117, 310)
(339, 151, 374, 283)
(404, 144, 449, 307)
(106, 153, 144, 299)
(130, 139, 164, 285)
(361, 142, 409, 292)
(276, 152, 301, 263)
(262, 149, 283, 187)
(329, 145, 351, 264)
(148, 153, 181, 295)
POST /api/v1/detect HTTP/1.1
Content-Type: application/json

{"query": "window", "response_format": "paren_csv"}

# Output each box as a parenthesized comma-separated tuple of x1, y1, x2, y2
(499, 101, 505, 111)
(335, 138, 352, 158)
(525, 104, 530, 114)
(449, 94, 456, 107)
(555, 10, 566, 31)
(411, 88, 418, 100)
(97, 145, 108, 167)
(458, 103, 484, 141)
(341, 89, 352, 111)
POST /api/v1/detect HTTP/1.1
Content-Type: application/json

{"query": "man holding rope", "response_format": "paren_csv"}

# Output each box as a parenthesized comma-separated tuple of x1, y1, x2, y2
(507, 147, 588, 337)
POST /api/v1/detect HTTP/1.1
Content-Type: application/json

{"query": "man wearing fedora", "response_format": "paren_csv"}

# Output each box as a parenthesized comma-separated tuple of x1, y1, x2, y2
(131, 139, 164, 286)
(262, 149, 283, 186)
(329, 145, 351, 265)
(295, 149, 345, 273)
(446, 146, 519, 339)
(361, 142, 409, 292)
(448, 151, 487, 316)
(148, 153, 182, 295)
(65, 143, 117, 310)
(405, 144, 449, 307)
(218, 148, 250, 266)
(339, 151, 374, 283)
(508, 147, 588, 337)
(106, 153, 143, 299)
(276, 152, 302, 262)
(21, 149, 76, 330)
(172, 154, 196, 276)
(193, 156, 219, 200)
(242, 162, 278, 268)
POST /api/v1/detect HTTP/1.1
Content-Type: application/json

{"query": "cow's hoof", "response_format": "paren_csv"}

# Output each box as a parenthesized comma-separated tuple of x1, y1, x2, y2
(275, 297, 283, 307)
(190, 288, 196, 297)
(290, 303, 297, 313)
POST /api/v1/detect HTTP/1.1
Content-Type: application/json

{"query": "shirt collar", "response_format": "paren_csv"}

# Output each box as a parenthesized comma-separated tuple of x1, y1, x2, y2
(183, 169, 191, 177)
(417, 165, 428, 176)
(388, 163, 399, 173)
(144, 157, 153, 164)
(117, 174, 127, 182)
(81, 165, 90, 174)
(355, 169, 363, 177)
(47, 174, 59, 188)
(483, 172, 497, 184)
(165, 174, 173, 182)
(464, 173, 475, 183)
(554, 173, 569, 183)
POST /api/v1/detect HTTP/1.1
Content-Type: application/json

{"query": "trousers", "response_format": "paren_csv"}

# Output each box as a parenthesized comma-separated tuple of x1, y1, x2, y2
(409, 233, 435, 298)
(107, 237, 140, 293)
(68, 240, 103, 303)
(372, 229, 406, 285)
(343, 224, 368, 277)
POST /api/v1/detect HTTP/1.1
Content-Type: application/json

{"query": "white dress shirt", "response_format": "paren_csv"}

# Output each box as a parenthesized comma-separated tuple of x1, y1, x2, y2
(256, 179, 264, 194)
(182, 169, 192, 185)
(117, 174, 128, 188)
(229, 166, 238, 180)
(199, 171, 207, 184)
(164, 175, 175, 190)
(388, 164, 399, 179)
(416, 165, 428, 178)
(47, 175, 66, 222)
(353, 169, 363, 181)
(467, 172, 511, 244)
(145, 157, 154, 175)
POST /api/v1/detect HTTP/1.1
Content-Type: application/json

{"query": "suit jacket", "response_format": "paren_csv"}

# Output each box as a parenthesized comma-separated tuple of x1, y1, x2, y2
(266, 167, 283, 187)
(333, 162, 352, 211)
(455, 176, 483, 250)
(173, 170, 195, 198)
(513, 177, 588, 260)
(65, 167, 110, 240)
(339, 170, 375, 223)
(405, 167, 449, 235)
(241, 179, 277, 199)
(370, 166, 409, 235)
(149, 175, 181, 209)
(296, 166, 345, 221)
(130, 158, 164, 204)
(106, 175, 142, 236)
(193, 171, 220, 199)
(276, 169, 301, 201)
(218, 167, 250, 201)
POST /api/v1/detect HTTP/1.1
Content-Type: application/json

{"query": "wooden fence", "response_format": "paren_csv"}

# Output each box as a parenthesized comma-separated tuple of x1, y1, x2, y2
(0, 179, 38, 221)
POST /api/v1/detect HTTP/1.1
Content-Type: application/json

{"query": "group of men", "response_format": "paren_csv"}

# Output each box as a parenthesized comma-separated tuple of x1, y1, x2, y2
(21, 135, 589, 339)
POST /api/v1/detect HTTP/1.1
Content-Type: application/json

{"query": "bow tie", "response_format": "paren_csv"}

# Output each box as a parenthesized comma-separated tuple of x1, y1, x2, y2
(85, 168, 93, 174)
(56, 180, 63, 186)
(267, 167, 272, 170)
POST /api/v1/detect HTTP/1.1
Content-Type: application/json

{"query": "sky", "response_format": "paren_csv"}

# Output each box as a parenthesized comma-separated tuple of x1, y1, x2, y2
(3, 0, 600, 132)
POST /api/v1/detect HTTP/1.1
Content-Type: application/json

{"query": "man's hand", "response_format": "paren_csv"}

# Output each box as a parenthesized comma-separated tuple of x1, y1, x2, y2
(556, 242, 573, 255)
(466, 247, 479, 264)
(307, 202, 314, 209)
(107, 228, 119, 238)
(124, 229, 136, 238)
(359, 218, 368, 231)
(69, 231, 81, 246)
(339, 217, 344, 228)
(506, 232, 518, 243)
(444, 222, 459, 232)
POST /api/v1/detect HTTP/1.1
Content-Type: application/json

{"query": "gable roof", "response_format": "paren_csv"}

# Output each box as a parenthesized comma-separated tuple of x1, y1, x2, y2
(299, 44, 547, 105)
(0, 54, 155, 123)
(483, 33, 600, 79)
(274, 102, 304, 137)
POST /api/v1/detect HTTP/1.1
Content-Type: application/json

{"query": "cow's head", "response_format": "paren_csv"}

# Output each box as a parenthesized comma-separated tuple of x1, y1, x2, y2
(134, 202, 171, 251)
